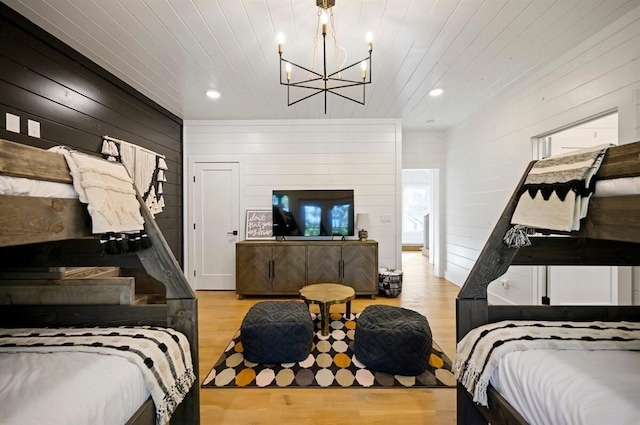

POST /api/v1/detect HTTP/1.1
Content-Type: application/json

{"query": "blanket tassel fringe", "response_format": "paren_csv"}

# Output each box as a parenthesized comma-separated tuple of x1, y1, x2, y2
(503, 225, 536, 248)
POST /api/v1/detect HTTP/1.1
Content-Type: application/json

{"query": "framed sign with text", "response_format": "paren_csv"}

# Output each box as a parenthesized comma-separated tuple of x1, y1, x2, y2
(245, 209, 273, 239)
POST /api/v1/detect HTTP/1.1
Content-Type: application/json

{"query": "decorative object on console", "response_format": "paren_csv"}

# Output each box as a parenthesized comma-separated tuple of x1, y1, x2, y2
(277, 0, 373, 114)
(245, 209, 273, 240)
(356, 213, 370, 240)
(101, 135, 167, 216)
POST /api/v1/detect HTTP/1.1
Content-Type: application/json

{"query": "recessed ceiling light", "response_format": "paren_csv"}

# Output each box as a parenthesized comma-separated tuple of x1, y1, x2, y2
(429, 88, 444, 97)
(206, 90, 221, 99)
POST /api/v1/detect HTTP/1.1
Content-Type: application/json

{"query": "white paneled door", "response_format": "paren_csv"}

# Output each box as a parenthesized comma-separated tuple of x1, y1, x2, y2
(192, 162, 239, 290)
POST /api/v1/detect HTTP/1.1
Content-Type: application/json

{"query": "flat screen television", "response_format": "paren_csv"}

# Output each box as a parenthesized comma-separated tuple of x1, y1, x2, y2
(272, 189, 355, 237)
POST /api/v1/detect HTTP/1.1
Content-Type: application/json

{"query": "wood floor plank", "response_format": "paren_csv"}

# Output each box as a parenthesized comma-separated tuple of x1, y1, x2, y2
(197, 252, 459, 424)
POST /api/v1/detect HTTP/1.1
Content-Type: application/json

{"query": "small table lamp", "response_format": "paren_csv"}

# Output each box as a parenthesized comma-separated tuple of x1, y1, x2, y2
(356, 213, 370, 240)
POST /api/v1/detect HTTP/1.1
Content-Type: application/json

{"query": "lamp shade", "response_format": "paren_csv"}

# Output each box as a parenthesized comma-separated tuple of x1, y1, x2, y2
(356, 213, 370, 230)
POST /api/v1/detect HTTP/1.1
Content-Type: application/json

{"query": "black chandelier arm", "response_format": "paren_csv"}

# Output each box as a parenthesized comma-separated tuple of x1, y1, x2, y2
(287, 87, 325, 106)
(282, 81, 327, 91)
(280, 58, 324, 79)
(281, 77, 370, 89)
(286, 83, 327, 91)
(284, 83, 368, 111)
(284, 76, 324, 85)
(325, 78, 371, 87)
(326, 55, 372, 79)
(327, 87, 365, 105)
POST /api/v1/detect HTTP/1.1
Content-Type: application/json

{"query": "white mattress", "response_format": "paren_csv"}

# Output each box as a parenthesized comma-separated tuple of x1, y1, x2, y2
(2, 167, 635, 200)
(0, 351, 150, 425)
(594, 176, 640, 197)
(0, 175, 78, 199)
(491, 349, 640, 425)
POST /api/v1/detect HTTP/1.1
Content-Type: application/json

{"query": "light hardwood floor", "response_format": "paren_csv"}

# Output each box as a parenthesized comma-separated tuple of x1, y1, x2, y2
(197, 252, 460, 424)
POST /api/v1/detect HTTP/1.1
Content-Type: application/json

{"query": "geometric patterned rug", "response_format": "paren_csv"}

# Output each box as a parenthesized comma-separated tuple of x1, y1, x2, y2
(202, 312, 456, 389)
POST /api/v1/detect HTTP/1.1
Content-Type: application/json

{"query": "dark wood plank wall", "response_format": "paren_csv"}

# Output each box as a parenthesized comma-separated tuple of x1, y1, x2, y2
(0, 3, 184, 264)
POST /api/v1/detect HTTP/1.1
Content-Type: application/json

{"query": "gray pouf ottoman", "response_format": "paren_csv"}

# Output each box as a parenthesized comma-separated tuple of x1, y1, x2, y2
(241, 301, 314, 364)
(354, 305, 432, 375)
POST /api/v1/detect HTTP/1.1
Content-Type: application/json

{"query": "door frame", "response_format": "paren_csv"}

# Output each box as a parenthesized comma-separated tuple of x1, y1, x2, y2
(529, 109, 632, 305)
(185, 155, 245, 290)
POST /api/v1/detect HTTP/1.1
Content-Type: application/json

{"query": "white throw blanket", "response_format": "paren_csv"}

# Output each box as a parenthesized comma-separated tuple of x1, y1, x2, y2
(101, 137, 167, 216)
(50, 147, 145, 234)
(0, 327, 195, 425)
(505, 145, 611, 247)
(453, 320, 640, 407)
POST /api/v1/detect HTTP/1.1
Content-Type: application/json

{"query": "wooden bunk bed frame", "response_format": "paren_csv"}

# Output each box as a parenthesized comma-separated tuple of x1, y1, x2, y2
(456, 140, 640, 425)
(0, 139, 199, 425)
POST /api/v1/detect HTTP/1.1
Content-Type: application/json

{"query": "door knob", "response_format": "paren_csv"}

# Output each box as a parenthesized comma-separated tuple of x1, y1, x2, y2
(227, 230, 238, 235)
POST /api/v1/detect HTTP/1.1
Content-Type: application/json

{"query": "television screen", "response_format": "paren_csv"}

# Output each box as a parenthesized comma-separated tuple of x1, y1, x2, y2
(272, 189, 355, 237)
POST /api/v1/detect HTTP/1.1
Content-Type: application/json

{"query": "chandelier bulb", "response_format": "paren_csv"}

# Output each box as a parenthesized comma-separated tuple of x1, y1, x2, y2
(366, 32, 373, 51)
(277, 32, 285, 53)
(285, 62, 292, 81)
(320, 11, 328, 35)
(320, 11, 328, 24)
(360, 61, 367, 79)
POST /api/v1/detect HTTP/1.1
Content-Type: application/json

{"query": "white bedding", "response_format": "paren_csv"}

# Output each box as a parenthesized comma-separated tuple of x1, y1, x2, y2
(0, 175, 78, 199)
(594, 176, 640, 197)
(0, 351, 150, 425)
(491, 349, 640, 425)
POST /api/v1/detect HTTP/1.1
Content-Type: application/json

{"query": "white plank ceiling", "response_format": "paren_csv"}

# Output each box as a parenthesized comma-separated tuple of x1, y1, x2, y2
(4, 0, 639, 130)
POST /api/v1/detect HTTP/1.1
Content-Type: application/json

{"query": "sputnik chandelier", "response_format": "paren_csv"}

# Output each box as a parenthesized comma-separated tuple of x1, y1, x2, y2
(277, 0, 373, 113)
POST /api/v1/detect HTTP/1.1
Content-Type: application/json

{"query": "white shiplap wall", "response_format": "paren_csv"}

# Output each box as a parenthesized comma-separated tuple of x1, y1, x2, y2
(444, 5, 640, 305)
(183, 118, 402, 272)
(402, 132, 447, 170)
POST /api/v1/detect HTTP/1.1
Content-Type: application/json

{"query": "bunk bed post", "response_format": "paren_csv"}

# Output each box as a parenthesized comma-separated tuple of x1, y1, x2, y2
(456, 298, 488, 342)
(456, 161, 535, 341)
(135, 196, 200, 425)
(457, 384, 489, 425)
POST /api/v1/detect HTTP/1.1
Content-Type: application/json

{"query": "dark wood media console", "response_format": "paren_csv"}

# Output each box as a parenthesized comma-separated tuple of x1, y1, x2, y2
(236, 240, 378, 298)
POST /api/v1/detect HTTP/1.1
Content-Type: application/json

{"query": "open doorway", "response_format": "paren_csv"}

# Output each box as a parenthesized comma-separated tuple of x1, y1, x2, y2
(401, 169, 433, 256)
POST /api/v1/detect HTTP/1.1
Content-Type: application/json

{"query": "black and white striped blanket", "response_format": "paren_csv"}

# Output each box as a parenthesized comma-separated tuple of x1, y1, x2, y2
(505, 144, 611, 247)
(0, 326, 195, 425)
(453, 321, 640, 407)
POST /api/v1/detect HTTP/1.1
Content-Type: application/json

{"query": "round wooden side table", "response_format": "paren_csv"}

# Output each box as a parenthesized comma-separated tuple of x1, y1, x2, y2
(299, 283, 356, 336)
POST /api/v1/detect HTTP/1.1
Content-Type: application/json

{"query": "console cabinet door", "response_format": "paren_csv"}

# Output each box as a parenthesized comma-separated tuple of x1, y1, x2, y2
(271, 245, 307, 292)
(236, 244, 272, 294)
(307, 245, 341, 284)
(342, 244, 377, 293)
